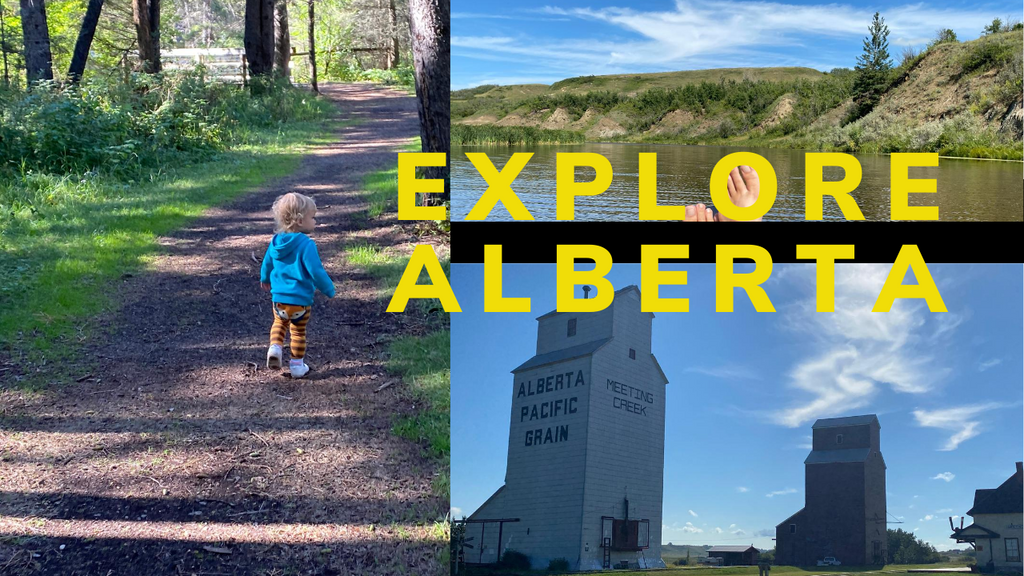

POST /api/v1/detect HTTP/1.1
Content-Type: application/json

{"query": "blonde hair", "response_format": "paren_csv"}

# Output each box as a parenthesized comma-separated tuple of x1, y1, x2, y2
(271, 192, 317, 233)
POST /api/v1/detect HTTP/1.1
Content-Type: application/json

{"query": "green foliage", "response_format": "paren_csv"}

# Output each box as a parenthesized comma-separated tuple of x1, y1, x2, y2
(451, 84, 498, 100)
(992, 47, 1024, 105)
(827, 111, 1022, 160)
(451, 124, 585, 146)
(548, 558, 571, 571)
(550, 74, 605, 90)
(0, 72, 329, 179)
(326, 63, 415, 87)
(959, 35, 1017, 76)
(929, 28, 958, 49)
(500, 549, 532, 570)
(851, 12, 893, 122)
(983, 18, 1003, 35)
(887, 529, 941, 565)
(523, 90, 622, 117)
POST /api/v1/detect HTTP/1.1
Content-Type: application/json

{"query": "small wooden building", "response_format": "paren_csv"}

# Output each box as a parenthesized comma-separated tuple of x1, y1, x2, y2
(708, 545, 759, 566)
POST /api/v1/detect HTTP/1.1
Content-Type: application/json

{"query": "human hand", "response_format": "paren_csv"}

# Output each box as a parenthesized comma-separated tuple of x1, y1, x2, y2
(261, 282, 271, 291)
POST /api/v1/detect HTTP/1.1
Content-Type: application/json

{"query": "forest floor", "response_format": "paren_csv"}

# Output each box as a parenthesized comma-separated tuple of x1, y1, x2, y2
(0, 83, 448, 575)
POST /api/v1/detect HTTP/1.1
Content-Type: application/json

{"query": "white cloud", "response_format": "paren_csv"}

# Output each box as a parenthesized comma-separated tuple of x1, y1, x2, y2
(733, 529, 746, 535)
(686, 365, 760, 380)
(936, 509, 953, 513)
(913, 403, 1005, 450)
(913, 526, 920, 532)
(932, 472, 955, 482)
(663, 521, 705, 538)
(713, 527, 724, 534)
(767, 488, 798, 498)
(737, 487, 749, 493)
(451, 506, 463, 518)
(455, 1, 998, 86)
(729, 524, 737, 529)
(920, 515, 934, 522)
(978, 358, 1002, 371)
(689, 510, 699, 517)
(771, 265, 955, 428)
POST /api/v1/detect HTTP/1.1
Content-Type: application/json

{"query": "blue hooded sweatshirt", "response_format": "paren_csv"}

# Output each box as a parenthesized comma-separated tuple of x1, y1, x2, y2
(260, 233, 336, 306)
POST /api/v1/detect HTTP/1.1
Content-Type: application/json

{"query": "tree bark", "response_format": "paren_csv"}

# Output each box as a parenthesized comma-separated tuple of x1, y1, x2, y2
(149, 0, 160, 71)
(273, 0, 290, 81)
(307, 0, 317, 93)
(19, 0, 54, 83)
(133, 0, 159, 73)
(1, 1, 10, 85)
(244, 0, 274, 77)
(67, 0, 104, 82)
(389, 0, 399, 69)
(408, 0, 449, 203)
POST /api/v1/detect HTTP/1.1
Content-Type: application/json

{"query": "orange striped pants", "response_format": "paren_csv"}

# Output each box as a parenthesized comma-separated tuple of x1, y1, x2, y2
(269, 303, 312, 359)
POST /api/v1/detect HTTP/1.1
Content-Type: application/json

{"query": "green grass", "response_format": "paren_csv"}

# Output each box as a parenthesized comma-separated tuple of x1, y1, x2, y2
(388, 331, 450, 461)
(0, 120, 334, 384)
(452, 124, 586, 146)
(343, 243, 451, 488)
(361, 138, 421, 218)
(346, 148, 450, 498)
(463, 562, 976, 576)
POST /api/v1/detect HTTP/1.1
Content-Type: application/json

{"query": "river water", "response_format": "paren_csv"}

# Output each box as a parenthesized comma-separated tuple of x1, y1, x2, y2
(451, 143, 1023, 221)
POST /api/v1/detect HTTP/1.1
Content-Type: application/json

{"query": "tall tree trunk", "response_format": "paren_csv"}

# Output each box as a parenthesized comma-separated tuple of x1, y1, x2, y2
(307, 0, 317, 93)
(19, 0, 54, 83)
(133, 0, 159, 73)
(1, 0, 10, 85)
(389, 0, 398, 69)
(149, 0, 160, 70)
(408, 0, 449, 203)
(67, 0, 104, 82)
(273, 0, 290, 81)
(244, 0, 274, 78)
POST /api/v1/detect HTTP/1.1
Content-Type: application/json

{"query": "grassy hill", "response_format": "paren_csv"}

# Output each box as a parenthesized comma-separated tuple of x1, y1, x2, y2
(661, 544, 712, 566)
(452, 29, 1023, 159)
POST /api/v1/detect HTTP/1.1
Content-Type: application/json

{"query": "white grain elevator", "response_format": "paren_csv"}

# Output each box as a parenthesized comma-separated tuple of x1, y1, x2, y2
(464, 286, 668, 571)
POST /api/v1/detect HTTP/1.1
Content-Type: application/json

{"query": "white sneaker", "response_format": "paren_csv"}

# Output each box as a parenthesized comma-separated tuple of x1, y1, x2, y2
(289, 360, 310, 378)
(267, 344, 283, 369)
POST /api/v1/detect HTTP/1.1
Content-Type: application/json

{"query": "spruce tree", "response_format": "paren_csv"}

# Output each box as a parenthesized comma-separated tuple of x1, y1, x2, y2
(851, 12, 892, 120)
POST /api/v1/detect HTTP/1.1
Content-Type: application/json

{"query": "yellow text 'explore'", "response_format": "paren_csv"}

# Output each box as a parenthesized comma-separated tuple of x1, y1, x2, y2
(397, 152, 940, 222)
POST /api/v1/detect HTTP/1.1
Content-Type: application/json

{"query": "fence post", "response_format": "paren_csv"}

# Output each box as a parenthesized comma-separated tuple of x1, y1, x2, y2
(242, 54, 248, 87)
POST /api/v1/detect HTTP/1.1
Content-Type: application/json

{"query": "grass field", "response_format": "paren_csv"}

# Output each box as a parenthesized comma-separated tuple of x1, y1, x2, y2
(458, 68, 826, 100)
(0, 120, 335, 386)
(463, 561, 976, 576)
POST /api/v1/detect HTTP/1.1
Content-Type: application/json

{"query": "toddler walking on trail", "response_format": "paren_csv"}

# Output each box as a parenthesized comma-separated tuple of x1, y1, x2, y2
(260, 192, 336, 378)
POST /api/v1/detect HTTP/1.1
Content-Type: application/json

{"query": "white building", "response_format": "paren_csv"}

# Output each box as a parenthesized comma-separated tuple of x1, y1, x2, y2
(950, 462, 1023, 573)
(464, 286, 668, 571)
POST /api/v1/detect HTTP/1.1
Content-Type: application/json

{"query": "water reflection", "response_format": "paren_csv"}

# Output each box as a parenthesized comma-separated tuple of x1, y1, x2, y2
(451, 143, 1023, 222)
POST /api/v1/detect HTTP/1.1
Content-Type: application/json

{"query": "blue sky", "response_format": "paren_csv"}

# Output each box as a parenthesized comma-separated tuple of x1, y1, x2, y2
(452, 0, 1021, 89)
(450, 264, 1024, 551)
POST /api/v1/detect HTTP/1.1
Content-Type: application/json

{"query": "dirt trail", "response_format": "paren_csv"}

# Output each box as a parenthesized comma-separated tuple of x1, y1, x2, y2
(0, 84, 445, 575)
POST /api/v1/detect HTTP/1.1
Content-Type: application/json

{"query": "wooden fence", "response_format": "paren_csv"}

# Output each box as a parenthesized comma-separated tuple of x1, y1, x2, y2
(161, 48, 310, 85)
